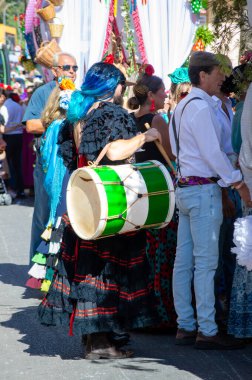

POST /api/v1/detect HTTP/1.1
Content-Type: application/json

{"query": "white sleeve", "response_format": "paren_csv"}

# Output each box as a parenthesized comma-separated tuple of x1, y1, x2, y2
(190, 107, 242, 186)
(169, 114, 177, 157)
(0, 106, 9, 125)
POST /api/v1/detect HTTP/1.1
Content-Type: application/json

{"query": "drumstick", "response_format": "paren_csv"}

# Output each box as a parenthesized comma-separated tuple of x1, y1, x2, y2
(144, 123, 176, 175)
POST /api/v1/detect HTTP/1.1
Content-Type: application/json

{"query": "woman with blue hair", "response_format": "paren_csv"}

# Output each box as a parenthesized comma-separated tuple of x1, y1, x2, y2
(38, 61, 161, 360)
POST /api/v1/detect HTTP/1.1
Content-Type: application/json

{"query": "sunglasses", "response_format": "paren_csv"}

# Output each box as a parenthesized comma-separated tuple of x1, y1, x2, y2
(57, 65, 78, 72)
(180, 91, 189, 99)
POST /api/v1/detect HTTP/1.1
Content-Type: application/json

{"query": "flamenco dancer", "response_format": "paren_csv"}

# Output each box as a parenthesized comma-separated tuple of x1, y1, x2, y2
(38, 61, 162, 359)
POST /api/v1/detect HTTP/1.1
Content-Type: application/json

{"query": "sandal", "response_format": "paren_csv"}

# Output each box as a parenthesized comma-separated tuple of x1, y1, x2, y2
(85, 346, 134, 360)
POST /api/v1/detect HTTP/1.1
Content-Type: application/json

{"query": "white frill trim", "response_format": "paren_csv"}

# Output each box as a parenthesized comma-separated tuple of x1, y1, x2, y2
(232, 215, 252, 271)
(49, 242, 61, 254)
(28, 263, 46, 279)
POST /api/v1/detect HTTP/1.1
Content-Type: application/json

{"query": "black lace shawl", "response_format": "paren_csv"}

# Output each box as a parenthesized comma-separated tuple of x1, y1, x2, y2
(79, 102, 138, 164)
(57, 119, 77, 172)
(57, 102, 138, 169)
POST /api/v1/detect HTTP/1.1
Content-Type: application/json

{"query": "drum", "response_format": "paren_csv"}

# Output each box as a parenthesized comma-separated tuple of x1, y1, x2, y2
(66, 160, 175, 240)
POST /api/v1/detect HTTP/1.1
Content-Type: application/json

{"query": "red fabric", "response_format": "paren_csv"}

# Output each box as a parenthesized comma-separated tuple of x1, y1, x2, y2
(69, 304, 76, 336)
(102, 0, 115, 57)
(22, 130, 35, 188)
(26, 277, 42, 289)
(68, 237, 80, 336)
(78, 154, 87, 168)
(132, 8, 148, 64)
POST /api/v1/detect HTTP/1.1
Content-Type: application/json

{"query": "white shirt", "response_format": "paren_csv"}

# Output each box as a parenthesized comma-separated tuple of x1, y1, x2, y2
(169, 87, 242, 187)
(0, 98, 24, 135)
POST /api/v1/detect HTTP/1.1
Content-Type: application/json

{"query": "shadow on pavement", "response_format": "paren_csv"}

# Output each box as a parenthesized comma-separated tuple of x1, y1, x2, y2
(1, 306, 83, 360)
(1, 265, 252, 378)
(0, 263, 41, 299)
(1, 304, 252, 379)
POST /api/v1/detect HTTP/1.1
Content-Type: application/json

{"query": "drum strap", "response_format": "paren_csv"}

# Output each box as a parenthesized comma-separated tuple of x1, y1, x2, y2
(88, 143, 112, 167)
(172, 97, 202, 177)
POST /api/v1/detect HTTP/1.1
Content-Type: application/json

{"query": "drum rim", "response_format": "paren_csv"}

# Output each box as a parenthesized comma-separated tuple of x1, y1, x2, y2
(152, 160, 175, 225)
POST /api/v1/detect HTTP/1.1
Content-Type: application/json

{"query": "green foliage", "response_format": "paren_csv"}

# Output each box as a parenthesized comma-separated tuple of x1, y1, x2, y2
(121, 0, 137, 76)
(194, 26, 215, 45)
(0, 0, 25, 27)
(233, 62, 252, 96)
(209, 0, 251, 54)
(202, 0, 208, 9)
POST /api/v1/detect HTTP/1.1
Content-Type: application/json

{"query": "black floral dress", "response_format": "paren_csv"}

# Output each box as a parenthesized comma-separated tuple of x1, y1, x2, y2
(38, 102, 157, 335)
(133, 113, 178, 329)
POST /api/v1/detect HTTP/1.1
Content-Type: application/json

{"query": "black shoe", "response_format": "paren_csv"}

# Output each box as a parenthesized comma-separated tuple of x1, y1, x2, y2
(108, 332, 130, 347)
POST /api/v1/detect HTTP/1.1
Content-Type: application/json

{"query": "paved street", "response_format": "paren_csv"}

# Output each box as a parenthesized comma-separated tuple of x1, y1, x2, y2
(0, 198, 252, 380)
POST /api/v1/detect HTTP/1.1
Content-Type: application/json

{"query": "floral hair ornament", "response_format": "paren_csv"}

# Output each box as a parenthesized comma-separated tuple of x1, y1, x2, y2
(102, 53, 115, 65)
(144, 64, 155, 76)
(58, 77, 75, 110)
(168, 68, 190, 84)
(58, 77, 76, 91)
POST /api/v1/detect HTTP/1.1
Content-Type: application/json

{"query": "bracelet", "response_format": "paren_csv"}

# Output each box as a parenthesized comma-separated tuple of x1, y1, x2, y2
(232, 181, 244, 190)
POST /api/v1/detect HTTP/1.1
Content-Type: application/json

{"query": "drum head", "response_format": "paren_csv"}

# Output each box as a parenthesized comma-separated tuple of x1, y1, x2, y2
(66, 168, 106, 240)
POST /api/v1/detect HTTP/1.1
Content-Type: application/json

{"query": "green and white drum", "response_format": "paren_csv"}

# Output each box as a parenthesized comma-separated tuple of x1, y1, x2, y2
(66, 160, 175, 240)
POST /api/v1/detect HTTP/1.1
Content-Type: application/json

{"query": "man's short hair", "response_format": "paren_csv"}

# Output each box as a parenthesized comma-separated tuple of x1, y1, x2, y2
(52, 52, 76, 67)
(189, 52, 220, 85)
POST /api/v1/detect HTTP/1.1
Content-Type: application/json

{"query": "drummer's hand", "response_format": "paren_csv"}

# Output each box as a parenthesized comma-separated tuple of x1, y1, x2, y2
(237, 182, 251, 205)
(0, 138, 6, 150)
(245, 200, 252, 208)
(0, 125, 5, 134)
(144, 128, 162, 144)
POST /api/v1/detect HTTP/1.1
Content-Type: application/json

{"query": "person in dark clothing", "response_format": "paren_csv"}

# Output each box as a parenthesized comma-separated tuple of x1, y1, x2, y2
(22, 52, 77, 263)
(128, 67, 177, 329)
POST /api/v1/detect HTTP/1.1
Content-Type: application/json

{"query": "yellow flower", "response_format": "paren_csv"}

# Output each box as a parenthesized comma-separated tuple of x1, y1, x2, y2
(59, 78, 75, 91)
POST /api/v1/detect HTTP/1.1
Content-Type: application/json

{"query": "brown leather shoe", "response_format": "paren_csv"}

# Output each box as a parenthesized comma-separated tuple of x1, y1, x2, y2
(175, 328, 197, 345)
(194, 332, 246, 350)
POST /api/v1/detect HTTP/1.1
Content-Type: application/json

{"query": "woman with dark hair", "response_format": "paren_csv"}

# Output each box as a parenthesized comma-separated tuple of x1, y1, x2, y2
(127, 66, 177, 330)
(38, 61, 161, 359)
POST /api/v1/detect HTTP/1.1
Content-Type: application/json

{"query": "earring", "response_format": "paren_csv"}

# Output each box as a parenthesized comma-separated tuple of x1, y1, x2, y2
(150, 99, 155, 112)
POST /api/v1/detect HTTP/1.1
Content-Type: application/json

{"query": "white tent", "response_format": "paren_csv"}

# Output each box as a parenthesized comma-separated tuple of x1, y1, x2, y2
(29, 0, 197, 88)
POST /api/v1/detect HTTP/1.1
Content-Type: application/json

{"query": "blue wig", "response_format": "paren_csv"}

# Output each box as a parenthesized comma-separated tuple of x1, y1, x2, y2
(67, 62, 126, 124)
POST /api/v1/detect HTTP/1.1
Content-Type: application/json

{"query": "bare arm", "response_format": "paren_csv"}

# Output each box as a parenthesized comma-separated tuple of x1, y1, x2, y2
(0, 123, 23, 133)
(73, 122, 82, 150)
(106, 128, 161, 161)
(26, 119, 45, 134)
(0, 138, 6, 151)
(151, 114, 176, 161)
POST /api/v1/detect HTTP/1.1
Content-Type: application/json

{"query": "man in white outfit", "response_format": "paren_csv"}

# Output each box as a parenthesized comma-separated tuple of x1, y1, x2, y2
(169, 51, 251, 349)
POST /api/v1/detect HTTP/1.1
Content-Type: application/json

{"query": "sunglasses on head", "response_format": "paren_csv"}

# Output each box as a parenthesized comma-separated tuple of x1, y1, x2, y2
(57, 65, 78, 72)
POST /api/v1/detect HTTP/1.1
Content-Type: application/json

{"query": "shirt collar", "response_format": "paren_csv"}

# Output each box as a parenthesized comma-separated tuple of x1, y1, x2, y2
(190, 87, 218, 109)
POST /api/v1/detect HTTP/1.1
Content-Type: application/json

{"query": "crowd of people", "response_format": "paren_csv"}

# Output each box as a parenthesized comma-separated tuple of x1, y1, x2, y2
(1, 48, 252, 359)
(0, 65, 44, 200)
